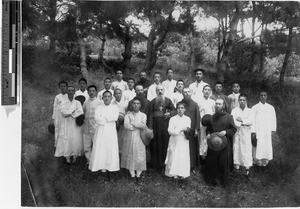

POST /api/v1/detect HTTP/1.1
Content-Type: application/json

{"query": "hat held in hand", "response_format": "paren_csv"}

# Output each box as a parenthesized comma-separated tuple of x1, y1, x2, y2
(201, 114, 212, 126)
(141, 127, 154, 146)
(207, 132, 227, 151)
(48, 123, 55, 134)
(76, 114, 85, 126)
(75, 95, 86, 106)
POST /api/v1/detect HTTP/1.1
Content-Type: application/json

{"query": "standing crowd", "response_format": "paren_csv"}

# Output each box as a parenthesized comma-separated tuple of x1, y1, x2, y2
(51, 68, 277, 186)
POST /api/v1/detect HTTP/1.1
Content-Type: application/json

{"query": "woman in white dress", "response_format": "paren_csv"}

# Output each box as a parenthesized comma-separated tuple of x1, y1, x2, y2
(165, 102, 191, 179)
(121, 97, 147, 178)
(54, 86, 84, 164)
(89, 91, 120, 175)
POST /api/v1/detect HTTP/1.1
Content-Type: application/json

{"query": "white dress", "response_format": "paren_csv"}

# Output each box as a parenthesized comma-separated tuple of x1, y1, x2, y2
(54, 99, 84, 157)
(89, 103, 120, 172)
(251, 102, 277, 162)
(231, 107, 254, 167)
(197, 96, 215, 157)
(165, 114, 191, 178)
(121, 111, 147, 171)
(162, 79, 177, 99)
(52, 93, 68, 147)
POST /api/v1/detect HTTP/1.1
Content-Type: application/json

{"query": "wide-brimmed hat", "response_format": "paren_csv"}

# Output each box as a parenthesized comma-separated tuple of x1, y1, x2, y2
(76, 114, 85, 126)
(141, 127, 154, 146)
(75, 95, 86, 106)
(201, 114, 212, 126)
(48, 123, 55, 134)
(207, 132, 227, 151)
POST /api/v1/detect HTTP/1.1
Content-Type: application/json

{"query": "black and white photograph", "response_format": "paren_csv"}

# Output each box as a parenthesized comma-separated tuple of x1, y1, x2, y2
(1, 0, 300, 207)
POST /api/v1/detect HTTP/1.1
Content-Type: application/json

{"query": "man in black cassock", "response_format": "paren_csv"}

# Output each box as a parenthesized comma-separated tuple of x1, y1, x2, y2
(204, 98, 236, 186)
(147, 84, 176, 171)
(180, 87, 201, 174)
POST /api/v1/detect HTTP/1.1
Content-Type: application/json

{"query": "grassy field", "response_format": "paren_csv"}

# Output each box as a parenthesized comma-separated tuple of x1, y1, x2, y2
(21, 51, 300, 207)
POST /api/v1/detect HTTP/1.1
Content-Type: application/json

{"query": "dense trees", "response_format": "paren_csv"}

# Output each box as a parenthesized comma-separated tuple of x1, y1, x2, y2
(23, 1, 300, 96)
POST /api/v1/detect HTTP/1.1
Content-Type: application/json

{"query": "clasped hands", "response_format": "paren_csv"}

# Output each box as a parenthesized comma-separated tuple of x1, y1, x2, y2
(207, 130, 226, 139)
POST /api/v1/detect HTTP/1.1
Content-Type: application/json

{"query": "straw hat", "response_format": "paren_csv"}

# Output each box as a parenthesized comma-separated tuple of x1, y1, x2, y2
(140, 127, 154, 146)
(207, 133, 227, 151)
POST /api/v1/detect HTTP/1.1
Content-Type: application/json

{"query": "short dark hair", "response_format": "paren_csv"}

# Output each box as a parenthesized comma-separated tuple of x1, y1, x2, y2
(104, 77, 111, 82)
(232, 81, 240, 87)
(87, 85, 97, 92)
(177, 79, 185, 85)
(239, 93, 247, 99)
(166, 68, 173, 75)
(203, 84, 211, 91)
(132, 97, 141, 103)
(116, 70, 123, 74)
(78, 78, 87, 84)
(58, 80, 68, 87)
(215, 81, 223, 86)
(103, 90, 112, 97)
(128, 77, 135, 83)
(114, 88, 122, 94)
(193, 68, 205, 74)
(176, 101, 186, 109)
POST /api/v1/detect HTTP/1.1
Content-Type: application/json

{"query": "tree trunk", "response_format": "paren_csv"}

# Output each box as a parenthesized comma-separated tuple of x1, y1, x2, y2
(79, 38, 89, 81)
(48, 0, 57, 53)
(144, 28, 157, 74)
(216, 2, 241, 83)
(259, 23, 265, 73)
(279, 24, 293, 98)
(121, 25, 133, 71)
(188, 26, 196, 75)
(250, 1, 256, 72)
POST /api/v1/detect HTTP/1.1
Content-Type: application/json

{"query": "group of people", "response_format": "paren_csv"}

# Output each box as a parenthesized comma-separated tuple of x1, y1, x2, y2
(51, 68, 277, 186)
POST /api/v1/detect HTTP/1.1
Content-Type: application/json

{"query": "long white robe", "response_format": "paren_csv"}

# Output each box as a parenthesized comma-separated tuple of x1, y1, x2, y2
(251, 102, 277, 162)
(189, 80, 209, 103)
(162, 79, 177, 99)
(197, 96, 215, 157)
(52, 93, 68, 147)
(165, 114, 191, 178)
(121, 111, 147, 171)
(231, 106, 254, 167)
(54, 99, 84, 157)
(89, 103, 120, 172)
(82, 97, 102, 161)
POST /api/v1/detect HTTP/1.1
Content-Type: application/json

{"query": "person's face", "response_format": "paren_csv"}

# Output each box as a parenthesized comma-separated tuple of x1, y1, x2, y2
(128, 79, 135, 90)
(177, 104, 186, 116)
(132, 100, 141, 112)
(88, 87, 97, 98)
(195, 71, 203, 82)
(215, 99, 225, 113)
(176, 81, 184, 91)
(114, 89, 122, 102)
(67, 88, 75, 98)
(103, 92, 112, 105)
(166, 70, 173, 80)
(215, 84, 223, 93)
(239, 96, 247, 109)
(260, 92, 268, 104)
(79, 81, 87, 91)
(104, 79, 111, 89)
(116, 71, 123, 80)
(140, 72, 147, 80)
(156, 85, 164, 96)
(154, 74, 161, 84)
(183, 88, 191, 99)
(203, 86, 212, 97)
(232, 83, 240, 94)
(135, 85, 144, 95)
(59, 83, 68, 94)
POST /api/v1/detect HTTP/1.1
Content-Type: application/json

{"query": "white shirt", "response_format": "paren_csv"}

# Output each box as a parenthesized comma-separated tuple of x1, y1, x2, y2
(189, 80, 209, 103)
(197, 96, 215, 117)
(147, 83, 161, 101)
(123, 89, 136, 103)
(228, 92, 240, 113)
(112, 80, 129, 92)
(170, 91, 183, 107)
(112, 99, 128, 116)
(75, 89, 89, 101)
(162, 79, 177, 99)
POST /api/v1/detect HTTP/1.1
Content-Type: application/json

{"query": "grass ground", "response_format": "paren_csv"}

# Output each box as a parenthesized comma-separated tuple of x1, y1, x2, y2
(21, 53, 300, 207)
